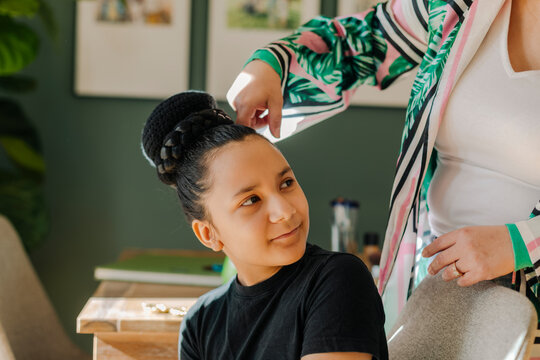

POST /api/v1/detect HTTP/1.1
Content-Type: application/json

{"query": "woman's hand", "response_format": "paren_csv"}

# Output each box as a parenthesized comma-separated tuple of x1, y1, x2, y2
(227, 60, 283, 138)
(421, 225, 515, 286)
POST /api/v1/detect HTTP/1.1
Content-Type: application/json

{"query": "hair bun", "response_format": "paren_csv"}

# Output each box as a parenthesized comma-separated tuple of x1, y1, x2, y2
(141, 91, 234, 183)
(142, 91, 217, 168)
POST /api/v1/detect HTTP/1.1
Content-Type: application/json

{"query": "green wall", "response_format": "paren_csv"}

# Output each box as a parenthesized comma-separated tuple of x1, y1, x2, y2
(16, 0, 405, 353)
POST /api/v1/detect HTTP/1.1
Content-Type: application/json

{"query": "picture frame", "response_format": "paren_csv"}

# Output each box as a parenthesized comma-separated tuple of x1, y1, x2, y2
(337, 0, 418, 108)
(75, 0, 191, 99)
(206, 0, 321, 101)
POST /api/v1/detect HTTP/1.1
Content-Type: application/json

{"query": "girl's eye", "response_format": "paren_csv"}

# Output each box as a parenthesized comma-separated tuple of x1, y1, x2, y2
(280, 179, 295, 189)
(242, 196, 260, 206)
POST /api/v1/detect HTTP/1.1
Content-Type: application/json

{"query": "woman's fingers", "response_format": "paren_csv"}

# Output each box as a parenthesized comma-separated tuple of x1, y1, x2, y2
(235, 104, 257, 127)
(422, 233, 456, 258)
(423, 225, 514, 286)
(456, 271, 479, 287)
(428, 244, 459, 276)
(441, 259, 469, 281)
(267, 94, 283, 138)
(227, 60, 283, 134)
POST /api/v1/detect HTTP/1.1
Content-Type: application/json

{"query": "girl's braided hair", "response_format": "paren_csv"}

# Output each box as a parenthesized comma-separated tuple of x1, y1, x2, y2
(141, 91, 260, 222)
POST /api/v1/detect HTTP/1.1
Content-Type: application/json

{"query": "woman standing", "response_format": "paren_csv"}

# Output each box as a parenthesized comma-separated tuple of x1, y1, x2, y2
(227, 0, 540, 334)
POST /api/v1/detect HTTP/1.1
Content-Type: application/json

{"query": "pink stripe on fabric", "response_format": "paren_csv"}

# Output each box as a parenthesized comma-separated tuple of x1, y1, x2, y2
(332, 19, 346, 38)
(526, 237, 540, 253)
(397, 241, 416, 310)
(397, 248, 405, 310)
(438, 0, 479, 123)
(297, 32, 330, 53)
(342, 88, 353, 108)
(378, 173, 419, 293)
(375, 44, 401, 89)
(401, 242, 416, 255)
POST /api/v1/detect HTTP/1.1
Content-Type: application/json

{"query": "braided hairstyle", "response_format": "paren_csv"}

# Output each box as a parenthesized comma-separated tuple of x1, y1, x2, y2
(141, 91, 260, 222)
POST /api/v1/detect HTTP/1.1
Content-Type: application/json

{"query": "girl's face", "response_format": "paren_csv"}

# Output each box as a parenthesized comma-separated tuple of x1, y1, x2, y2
(193, 136, 309, 286)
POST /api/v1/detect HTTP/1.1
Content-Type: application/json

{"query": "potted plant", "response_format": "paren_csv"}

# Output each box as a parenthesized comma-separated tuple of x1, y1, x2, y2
(0, 0, 56, 252)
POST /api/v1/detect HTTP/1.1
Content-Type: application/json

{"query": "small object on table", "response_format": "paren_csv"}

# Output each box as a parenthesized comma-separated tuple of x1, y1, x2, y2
(142, 302, 189, 317)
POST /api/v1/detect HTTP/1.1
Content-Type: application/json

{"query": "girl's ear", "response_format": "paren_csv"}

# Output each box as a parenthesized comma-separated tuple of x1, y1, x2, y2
(192, 219, 223, 252)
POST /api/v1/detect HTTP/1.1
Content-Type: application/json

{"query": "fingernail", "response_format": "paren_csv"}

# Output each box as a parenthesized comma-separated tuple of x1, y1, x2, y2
(428, 266, 433, 275)
(421, 249, 427, 257)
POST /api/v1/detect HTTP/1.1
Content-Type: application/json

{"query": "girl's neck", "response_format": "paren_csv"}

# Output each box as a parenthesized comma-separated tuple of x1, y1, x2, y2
(235, 263, 283, 287)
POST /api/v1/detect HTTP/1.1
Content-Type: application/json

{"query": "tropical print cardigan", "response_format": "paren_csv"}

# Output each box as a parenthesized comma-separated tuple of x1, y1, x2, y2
(247, 0, 540, 330)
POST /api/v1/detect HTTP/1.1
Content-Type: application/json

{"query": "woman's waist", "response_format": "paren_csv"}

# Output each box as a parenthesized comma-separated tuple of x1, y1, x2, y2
(427, 161, 540, 236)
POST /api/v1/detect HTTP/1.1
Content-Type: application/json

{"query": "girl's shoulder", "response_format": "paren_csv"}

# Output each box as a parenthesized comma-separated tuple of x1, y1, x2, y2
(305, 243, 369, 268)
(182, 279, 233, 322)
(303, 243, 374, 288)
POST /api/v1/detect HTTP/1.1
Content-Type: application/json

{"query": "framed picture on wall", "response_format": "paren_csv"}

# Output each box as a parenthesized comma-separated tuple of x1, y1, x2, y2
(337, 0, 417, 108)
(75, 0, 191, 99)
(207, 0, 321, 101)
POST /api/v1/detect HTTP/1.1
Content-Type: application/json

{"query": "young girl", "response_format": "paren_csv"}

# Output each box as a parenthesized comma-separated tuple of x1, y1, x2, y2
(141, 91, 388, 360)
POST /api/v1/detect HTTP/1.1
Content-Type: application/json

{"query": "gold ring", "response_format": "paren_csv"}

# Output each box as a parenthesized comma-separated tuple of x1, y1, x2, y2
(451, 262, 464, 278)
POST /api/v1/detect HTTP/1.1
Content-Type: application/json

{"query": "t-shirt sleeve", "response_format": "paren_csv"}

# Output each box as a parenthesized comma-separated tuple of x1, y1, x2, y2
(301, 254, 387, 359)
(178, 305, 201, 360)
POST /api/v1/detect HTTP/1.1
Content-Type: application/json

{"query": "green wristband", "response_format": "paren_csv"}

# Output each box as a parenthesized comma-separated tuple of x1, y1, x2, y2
(244, 49, 283, 79)
(506, 223, 533, 271)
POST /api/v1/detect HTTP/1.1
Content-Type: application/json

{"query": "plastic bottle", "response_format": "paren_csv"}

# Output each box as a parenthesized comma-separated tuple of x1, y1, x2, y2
(330, 198, 359, 254)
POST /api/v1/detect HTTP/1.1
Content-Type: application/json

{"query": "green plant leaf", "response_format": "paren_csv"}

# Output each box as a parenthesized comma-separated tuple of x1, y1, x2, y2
(0, 75, 36, 92)
(0, 15, 39, 75)
(0, 0, 39, 17)
(0, 136, 45, 173)
(0, 98, 41, 151)
(0, 171, 48, 253)
(36, 0, 57, 41)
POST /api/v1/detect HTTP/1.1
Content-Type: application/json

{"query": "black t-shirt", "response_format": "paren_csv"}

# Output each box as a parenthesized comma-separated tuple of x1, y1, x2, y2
(179, 243, 388, 360)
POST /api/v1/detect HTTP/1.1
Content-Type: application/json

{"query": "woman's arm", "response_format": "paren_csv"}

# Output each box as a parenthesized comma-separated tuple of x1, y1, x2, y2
(512, 201, 540, 270)
(509, 201, 540, 286)
(228, 0, 430, 140)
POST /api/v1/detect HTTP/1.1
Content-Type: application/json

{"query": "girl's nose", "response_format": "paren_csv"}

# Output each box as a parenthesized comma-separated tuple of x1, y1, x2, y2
(268, 195, 296, 223)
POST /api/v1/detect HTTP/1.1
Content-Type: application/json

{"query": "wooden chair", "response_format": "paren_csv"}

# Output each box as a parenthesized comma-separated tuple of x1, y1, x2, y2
(387, 272, 537, 359)
(0, 215, 90, 360)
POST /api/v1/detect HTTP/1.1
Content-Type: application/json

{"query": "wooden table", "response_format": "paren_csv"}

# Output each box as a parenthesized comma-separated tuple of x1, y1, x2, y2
(77, 249, 222, 360)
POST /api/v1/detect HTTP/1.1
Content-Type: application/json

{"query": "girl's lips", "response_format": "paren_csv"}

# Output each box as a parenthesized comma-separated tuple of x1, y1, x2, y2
(272, 224, 300, 241)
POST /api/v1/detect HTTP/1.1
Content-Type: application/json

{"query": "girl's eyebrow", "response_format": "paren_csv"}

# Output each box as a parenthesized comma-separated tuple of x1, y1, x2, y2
(278, 166, 292, 178)
(232, 166, 292, 198)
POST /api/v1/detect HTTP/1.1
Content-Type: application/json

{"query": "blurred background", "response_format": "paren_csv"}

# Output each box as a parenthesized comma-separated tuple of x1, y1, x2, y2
(1, 0, 404, 353)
